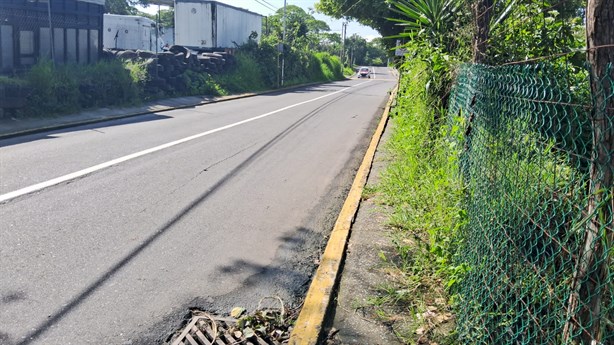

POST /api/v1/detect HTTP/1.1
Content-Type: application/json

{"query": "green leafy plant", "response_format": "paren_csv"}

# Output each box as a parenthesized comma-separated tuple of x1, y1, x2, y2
(388, 0, 463, 48)
(78, 60, 141, 107)
(24, 60, 79, 116)
(486, 0, 585, 64)
(372, 57, 463, 344)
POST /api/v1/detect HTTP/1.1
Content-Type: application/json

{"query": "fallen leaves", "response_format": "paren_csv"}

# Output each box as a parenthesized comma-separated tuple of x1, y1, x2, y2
(229, 296, 296, 342)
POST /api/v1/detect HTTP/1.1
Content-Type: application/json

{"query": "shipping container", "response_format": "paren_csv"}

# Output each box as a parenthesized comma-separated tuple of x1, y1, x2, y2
(103, 14, 165, 52)
(175, 0, 262, 50)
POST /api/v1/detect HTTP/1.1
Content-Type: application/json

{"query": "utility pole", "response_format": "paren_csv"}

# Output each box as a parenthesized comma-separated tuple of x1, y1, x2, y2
(156, 4, 160, 54)
(340, 22, 347, 66)
(47, 0, 55, 64)
(281, 0, 287, 86)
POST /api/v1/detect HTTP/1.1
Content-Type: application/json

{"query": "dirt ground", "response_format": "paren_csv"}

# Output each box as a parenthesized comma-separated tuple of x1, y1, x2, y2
(326, 121, 455, 345)
(326, 125, 405, 345)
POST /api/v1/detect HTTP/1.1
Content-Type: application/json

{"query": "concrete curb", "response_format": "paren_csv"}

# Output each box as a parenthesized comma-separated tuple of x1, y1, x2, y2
(288, 84, 399, 345)
(0, 82, 325, 140)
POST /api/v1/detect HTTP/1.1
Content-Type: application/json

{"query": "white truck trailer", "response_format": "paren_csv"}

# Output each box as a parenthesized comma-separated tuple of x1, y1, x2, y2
(174, 0, 263, 50)
(103, 14, 165, 51)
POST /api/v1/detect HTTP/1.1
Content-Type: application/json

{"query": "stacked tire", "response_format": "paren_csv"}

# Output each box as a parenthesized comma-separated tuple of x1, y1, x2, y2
(102, 46, 237, 96)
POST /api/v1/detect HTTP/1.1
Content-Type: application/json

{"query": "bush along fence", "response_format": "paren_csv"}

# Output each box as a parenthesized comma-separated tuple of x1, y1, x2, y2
(447, 63, 613, 344)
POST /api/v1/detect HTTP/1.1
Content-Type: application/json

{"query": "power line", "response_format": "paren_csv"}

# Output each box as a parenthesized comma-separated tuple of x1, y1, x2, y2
(253, 0, 277, 12)
(342, 0, 365, 16)
(260, 0, 278, 11)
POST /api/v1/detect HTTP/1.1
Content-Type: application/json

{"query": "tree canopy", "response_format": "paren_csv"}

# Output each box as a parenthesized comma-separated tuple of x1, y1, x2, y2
(105, 0, 152, 15)
(264, 5, 330, 48)
(262, 4, 342, 56)
(315, 0, 403, 39)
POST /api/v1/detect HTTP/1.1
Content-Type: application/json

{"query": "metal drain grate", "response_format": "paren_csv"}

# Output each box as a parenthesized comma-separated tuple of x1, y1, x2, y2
(170, 314, 283, 345)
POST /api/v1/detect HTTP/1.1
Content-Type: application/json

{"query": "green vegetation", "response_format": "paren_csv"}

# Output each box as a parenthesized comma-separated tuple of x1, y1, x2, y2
(1, 1, 367, 119)
(0, 38, 345, 118)
(344, 35, 389, 67)
(104, 0, 148, 15)
(20, 59, 142, 117)
(370, 55, 463, 345)
(316, 0, 405, 45)
(320, 0, 608, 343)
(0, 59, 144, 117)
(262, 5, 388, 69)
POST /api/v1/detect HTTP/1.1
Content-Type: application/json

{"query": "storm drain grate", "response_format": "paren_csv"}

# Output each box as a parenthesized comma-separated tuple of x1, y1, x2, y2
(170, 314, 284, 345)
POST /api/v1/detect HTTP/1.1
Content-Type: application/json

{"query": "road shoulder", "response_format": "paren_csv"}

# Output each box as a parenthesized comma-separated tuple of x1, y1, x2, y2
(327, 124, 403, 345)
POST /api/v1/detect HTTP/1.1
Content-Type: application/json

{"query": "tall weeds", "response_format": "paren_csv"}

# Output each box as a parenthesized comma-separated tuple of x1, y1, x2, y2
(375, 58, 464, 343)
(16, 59, 142, 117)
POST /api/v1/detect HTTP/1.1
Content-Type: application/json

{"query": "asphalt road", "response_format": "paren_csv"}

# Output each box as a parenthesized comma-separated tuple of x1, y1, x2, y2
(0, 68, 397, 345)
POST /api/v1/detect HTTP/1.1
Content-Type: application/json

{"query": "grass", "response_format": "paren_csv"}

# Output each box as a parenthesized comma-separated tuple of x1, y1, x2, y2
(361, 185, 378, 201)
(217, 53, 269, 93)
(365, 58, 464, 344)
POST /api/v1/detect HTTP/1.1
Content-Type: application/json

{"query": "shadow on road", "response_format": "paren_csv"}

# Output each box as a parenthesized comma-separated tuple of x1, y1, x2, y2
(0, 113, 174, 148)
(132, 225, 321, 344)
(257, 82, 353, 97)
(12, 81, 359, 345)
(214, 226, 320, 291)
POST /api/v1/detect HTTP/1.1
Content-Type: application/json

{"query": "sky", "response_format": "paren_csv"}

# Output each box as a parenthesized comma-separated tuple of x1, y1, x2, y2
(137, 0, 381, 41)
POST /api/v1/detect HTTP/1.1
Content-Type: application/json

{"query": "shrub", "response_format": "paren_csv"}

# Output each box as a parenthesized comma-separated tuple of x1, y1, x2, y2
(217, 53, 268, 92)
(16, 59, 144, 117)
(77, 60, 141, 108)
(181, 70, 226, 96)
(308, 54, 327, 81)
(24, 60, 79, 116)
(314, 52, 344, 81)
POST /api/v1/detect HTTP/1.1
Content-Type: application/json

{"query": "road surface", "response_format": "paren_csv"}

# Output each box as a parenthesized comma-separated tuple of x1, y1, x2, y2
(0, 68, 397, 345)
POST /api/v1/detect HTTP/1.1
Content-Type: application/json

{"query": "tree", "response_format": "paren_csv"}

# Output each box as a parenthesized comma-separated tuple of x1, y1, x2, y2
(105, 0, 151, 15)
(564, 0, 614, 343)
(317, 32, 342, 56)
(316, 0, 403, 48)
(366, 38, 389, 66)
(157, 8, 174, 29)
(105, 0, 136, 14)
(472, 0, 492, 63)
(264, 5, 330, 51)
(481, 0, 585, 64)
(140, 8, 174, 29)
(345, 34, 367, 66)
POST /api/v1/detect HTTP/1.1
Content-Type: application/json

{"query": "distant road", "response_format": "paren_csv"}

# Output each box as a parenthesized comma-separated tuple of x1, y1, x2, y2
(0, 69, 397, 345)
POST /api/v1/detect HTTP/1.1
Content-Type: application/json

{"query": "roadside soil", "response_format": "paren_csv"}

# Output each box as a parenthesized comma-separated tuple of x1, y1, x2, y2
(326, 125, 404, 345)
(326, 117, 456, 345)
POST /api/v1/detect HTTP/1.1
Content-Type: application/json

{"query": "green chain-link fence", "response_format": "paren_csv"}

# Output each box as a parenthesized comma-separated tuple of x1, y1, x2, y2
(447, 63, 613, 344)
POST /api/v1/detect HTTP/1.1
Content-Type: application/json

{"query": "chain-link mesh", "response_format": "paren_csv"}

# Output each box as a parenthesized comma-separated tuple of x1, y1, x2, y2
(448, 63, 613, 344)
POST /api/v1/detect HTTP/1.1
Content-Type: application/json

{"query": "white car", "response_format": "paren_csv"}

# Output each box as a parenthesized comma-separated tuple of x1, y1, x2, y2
(358, 67, 371, 78)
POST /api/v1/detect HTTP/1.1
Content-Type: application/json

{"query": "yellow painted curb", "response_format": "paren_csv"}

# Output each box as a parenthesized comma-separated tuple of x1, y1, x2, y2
(288, 83, 399, 345)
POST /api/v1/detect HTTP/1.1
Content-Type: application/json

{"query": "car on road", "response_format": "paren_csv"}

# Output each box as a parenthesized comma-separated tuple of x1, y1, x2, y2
(358, 67, 371, 78)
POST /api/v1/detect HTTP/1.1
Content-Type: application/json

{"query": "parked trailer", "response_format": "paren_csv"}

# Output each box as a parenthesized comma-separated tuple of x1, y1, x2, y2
(175, 0, 262, 50)
(103, 14, 165, 51)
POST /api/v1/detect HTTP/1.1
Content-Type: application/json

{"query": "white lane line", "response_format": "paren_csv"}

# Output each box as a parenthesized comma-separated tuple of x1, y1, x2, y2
(0, 81, 371, 203)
